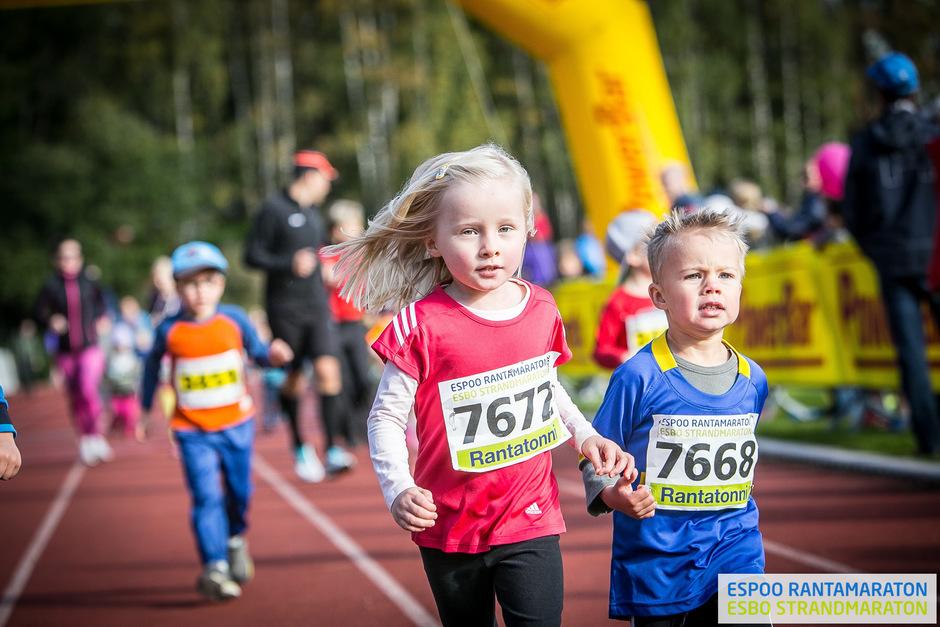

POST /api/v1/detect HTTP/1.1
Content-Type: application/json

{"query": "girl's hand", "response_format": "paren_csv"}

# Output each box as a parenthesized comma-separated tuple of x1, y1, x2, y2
(600, 474, 655, 520)
(268, 339, 294, 367)
(580, 435, 635, 478)
(390, 486, 437, 532)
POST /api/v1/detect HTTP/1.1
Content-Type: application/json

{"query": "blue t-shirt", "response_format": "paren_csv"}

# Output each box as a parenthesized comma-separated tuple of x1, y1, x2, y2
(592, 333, 768, 619)
(0, 385, 15, 437)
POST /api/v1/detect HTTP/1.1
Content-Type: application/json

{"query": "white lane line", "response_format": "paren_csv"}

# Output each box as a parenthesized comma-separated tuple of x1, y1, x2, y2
(556, 477, 859, 574)
(254, 455, 440, 627)
(0, 461, 85, 627)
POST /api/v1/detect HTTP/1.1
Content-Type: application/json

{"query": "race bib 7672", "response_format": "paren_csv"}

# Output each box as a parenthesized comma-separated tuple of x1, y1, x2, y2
(438, 352, 570, 472)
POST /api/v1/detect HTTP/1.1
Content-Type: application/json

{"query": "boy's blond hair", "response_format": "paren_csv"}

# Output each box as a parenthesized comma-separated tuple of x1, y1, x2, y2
(328, 199, 365, 229)
(325, 143, 533, 313)
(647, 207, 749, 282)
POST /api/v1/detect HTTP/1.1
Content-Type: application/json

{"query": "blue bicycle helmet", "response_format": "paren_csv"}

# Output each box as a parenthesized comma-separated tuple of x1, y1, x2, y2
(171, 241, 229, 278)
(866, 52, 919, 97)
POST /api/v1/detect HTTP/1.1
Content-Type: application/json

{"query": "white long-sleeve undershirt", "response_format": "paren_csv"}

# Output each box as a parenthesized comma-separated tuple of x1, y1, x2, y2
(368, 361, 598, 510)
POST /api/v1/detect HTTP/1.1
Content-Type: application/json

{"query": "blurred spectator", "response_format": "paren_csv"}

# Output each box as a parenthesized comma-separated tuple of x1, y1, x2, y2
(520, 193, 558, 286)
(594, 210, 666, 369)
(925, 99, 940, 291)
(704, 191, 769, 248)
(248, 307, 285, 434)
(556, 239, 584, 280)
(147, 255, 180, 327)
(34, 238, 114, 466)
(104, 323, 143, 441)
(116, 295, 153, 356)
(763, 143, 851, 244)
(574, 218, 607, 279)
(660, 161, 701, 212)
(320, 198, 372, 472)
(843, 51, 940, 455)
(12, 319, 47, 395)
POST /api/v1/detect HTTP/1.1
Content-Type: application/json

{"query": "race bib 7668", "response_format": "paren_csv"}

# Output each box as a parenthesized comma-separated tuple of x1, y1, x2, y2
(645, 413, 758, 511)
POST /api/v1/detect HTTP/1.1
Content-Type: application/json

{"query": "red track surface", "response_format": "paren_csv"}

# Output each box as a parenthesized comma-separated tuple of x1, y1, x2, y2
(1, 386, 938, 626)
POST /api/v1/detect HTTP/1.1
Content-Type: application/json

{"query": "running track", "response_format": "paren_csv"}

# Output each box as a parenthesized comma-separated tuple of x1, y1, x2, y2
(1, 386, 938, 626)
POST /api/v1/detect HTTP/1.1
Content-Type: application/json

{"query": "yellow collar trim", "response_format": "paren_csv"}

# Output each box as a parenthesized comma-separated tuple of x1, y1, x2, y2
(651, 333, 750, 378)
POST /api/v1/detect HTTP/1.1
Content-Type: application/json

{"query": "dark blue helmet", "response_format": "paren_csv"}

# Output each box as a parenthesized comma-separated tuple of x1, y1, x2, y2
(171, 241, 229, 278)
(866, 52, 919, 97)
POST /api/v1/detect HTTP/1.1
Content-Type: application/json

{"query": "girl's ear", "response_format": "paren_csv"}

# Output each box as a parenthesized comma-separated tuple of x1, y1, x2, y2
(426, 237, 441, 258)
(649, 282, 668, 310)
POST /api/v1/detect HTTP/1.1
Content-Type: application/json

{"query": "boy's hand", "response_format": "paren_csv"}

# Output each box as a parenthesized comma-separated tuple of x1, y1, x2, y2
(268, 339, 294, 367)
(600, 473, 655, 519)
(390, 486, 437, 532)
(0, 432, 22, 481)
(580, 435, 635, 478)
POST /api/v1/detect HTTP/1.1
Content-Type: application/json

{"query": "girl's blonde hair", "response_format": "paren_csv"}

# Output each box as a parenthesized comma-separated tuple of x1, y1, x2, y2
(326, 143, 533, 312)
(647, 207, 749, 282)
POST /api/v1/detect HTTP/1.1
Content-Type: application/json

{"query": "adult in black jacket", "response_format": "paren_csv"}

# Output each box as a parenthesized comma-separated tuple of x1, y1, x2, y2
(34, 239, 113, 466)
(843, 52, 940, 455)
(244, 150, 346, 481)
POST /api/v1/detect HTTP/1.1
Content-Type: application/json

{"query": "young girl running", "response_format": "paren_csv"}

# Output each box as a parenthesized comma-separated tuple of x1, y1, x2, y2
(327, 144, 634, 627)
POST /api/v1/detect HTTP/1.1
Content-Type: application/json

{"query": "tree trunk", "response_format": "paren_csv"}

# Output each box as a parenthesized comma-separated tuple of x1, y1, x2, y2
(745, 0, 775, 196)
(444, 0, 508, 147)
(779, 0, 803, 204)
(228, 0, 258, 212)
(339, 4, 378, 209)
(271, 0, 296, 180)
(171, 0, 194, 162)
(511, 49, 546, 200)
(251, 0, 277, 197)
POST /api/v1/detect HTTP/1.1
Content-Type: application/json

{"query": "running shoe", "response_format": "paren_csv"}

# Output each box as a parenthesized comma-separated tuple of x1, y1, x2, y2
(92, 435, 115, 463)
(197, 561, 241, 601)
(78, 436, 98, 467)
(326, 445, 357, 474)
(294, 444, 326, 483)
(227, 535, 254, 583)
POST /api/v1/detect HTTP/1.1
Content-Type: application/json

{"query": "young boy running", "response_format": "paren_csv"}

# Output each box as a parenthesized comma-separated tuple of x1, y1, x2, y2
(584, 208, 769, 625)
(141, 242, 292, 601)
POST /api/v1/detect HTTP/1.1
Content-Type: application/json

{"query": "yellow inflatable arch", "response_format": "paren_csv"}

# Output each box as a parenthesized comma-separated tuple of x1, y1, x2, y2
(457, 0, 691, 231)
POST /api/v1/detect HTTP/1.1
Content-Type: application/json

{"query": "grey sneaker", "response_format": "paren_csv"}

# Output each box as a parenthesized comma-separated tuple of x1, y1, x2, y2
(197, 561, 241, 601)
(227, 536, 254, 583)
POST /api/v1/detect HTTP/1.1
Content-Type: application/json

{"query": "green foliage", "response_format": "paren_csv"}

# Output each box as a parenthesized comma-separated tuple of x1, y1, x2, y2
(0, 0, 936, 338)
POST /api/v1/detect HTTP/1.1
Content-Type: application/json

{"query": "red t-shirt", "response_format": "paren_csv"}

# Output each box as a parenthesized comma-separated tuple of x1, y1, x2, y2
(372, 281, 572, 553)
(319, 251, 363, 322)
(593, 288, 667, 369)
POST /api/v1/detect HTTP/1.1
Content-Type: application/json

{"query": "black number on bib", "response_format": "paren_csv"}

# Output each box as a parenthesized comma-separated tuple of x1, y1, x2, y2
(739, 440, 756, 477)
(537, 381, 553, 421)
(458, 404, 483, 444)
(656, 440, 757, 482)
(487, 397, 515, 437)
(714, 443, 738, 480)
(457, 381, 556, 444)
(655, 442, 683, 478)
(514, 388, 535, 430)
(684, 443, 711, 481)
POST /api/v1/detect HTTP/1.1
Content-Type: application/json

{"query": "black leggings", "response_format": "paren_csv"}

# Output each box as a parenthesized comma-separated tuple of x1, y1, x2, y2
(631, 593, 771, 627)
(419, 535, 563, 627)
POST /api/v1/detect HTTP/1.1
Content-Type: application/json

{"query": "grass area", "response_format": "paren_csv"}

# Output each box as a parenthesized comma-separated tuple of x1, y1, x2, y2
(568, 376, 926, 460)
(756, 413, 919, 458)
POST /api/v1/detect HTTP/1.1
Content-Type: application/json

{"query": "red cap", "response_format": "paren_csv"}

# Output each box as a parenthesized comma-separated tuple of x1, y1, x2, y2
(293, 150, 339, 180)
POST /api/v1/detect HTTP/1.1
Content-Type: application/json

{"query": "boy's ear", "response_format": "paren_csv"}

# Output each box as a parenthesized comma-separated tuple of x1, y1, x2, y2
(649, 282, 668, 310)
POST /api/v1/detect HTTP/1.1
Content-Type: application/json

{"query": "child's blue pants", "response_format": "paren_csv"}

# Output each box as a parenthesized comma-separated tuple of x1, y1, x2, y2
(175, 419, 254, 565)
